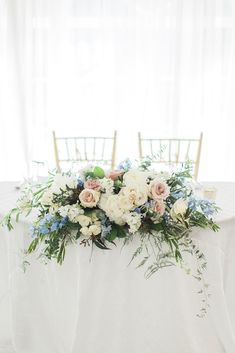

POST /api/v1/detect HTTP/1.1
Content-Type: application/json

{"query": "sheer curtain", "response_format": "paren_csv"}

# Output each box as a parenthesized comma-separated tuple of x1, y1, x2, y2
(1, 0, 235, 181)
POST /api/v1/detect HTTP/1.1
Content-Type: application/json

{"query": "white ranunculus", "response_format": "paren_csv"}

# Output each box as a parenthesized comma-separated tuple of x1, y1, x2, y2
(123, 170, 148, 188)
(77, 215, 91, 227)
(170, 198, 188, 219)
(80, 222, 101, 237)
(80, 226, 92, 237)
(89, 223, 101, 236)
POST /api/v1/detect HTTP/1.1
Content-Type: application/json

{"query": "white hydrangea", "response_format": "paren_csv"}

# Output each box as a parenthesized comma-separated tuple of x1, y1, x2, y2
(51, 174, 77, 194)
(99, 194, 126, 225)
(58, 204, 84, 223)
(100, 177, 114, 195)
(124, 212, 142, 234)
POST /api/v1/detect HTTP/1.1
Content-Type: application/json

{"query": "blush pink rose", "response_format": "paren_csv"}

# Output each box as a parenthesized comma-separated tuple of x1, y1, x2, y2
(84, 179, 101, 191)
(107, 170, 124, 181)
(79, 189, 100, 208)
(153, 200, 166, 216)
(150, 178, 170, 200)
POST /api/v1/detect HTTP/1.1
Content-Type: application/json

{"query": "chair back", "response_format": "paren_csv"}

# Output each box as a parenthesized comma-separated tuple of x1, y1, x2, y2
(53, 131, 117, 171)
(138, 132, 203, 180)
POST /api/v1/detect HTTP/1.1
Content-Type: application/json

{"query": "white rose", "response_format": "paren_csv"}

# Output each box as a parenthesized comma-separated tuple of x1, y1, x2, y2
(80, 226, 92, 237)
(89, 224, 101, 236)
(118, 194, 134, 211)
(170, 199, 188, 219)
(123, 170, 148, 188)
(121, 187, 148, 207)
(77, 215, 91, 227)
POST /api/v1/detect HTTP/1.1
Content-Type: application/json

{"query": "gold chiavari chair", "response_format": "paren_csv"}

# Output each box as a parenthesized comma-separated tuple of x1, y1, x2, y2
(53, 131, 117, 171)
(138, 132, 203, 180)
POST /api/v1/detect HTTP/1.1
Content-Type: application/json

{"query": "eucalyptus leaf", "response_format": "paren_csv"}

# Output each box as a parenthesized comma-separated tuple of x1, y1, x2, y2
(106, 228, 117, 242)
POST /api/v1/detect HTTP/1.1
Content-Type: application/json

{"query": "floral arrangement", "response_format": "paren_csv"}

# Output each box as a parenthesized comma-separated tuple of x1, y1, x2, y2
(2, 159, 219, 316)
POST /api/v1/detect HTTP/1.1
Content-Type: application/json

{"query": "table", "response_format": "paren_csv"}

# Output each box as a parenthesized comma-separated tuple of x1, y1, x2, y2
(1, 182, 235, 353)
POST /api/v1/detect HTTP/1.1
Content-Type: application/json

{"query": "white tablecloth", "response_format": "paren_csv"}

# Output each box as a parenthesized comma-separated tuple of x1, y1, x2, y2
(1, 182, 235, 353)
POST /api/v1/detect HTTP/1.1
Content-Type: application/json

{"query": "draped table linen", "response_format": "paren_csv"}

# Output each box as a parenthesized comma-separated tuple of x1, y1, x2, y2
(0, 182, 235, 353)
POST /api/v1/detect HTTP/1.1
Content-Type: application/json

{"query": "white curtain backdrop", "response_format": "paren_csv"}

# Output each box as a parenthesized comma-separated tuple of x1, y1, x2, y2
(0, 0, 235, 181)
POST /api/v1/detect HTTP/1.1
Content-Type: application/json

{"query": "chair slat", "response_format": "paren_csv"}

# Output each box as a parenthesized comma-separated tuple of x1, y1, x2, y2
(102, 139, 105, 160)
(65, 140, 70, 160)
(93, 138, 96, 161)
(150, 140, 153, 156)
(186, 140, 191, 160)
(84, 138, 87, 160)
(169, 140, 172, 163)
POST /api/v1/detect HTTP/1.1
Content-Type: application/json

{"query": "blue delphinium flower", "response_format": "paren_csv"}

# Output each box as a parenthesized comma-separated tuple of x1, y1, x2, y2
(117, 158, 132, 171)
(60, 216, 68, 228)
(39, 213, 54, 226)
(198, 199, 215, 216)
(39, 218, 47, 226)
(45, 213, 54, 222)
(77, 178, 84, 188)
(29, 225, 37, 238)
(163, 213, 170, 224)
(188, 197, 197, 211)
(51, 216, 68, 231)
(134, 207, 141, 214)
(171, 191, 185, 200)
(39, 226, 50, 234)
(51, 222, 59, 232)
(144, 201, 151, 208)
(101, 224, 112, 239)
